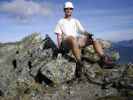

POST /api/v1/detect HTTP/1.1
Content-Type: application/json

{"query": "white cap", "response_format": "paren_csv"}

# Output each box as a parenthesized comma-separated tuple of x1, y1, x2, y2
(64, 1, 74, 9)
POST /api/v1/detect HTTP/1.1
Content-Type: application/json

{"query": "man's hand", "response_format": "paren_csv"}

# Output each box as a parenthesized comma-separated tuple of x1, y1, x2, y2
(83, 31, 94, 45)
(83, 31, 93, 39)
(56, 33, 61, 49)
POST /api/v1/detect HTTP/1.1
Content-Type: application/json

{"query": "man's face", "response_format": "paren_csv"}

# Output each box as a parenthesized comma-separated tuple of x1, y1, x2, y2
(64, 8, 73, 16)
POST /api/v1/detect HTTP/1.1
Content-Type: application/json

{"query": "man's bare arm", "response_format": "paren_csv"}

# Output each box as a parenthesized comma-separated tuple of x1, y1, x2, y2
(83, 31, 93, 40)
(56, 33, 62, 48)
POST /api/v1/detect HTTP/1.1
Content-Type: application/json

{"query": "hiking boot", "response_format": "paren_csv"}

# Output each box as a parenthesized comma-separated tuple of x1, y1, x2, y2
(100, 55, 115, 68)
(75, 60, 83, 79)
(67, 60, 84, 84)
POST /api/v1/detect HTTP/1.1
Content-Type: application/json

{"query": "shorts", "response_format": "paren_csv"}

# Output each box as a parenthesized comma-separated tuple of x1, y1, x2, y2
(59, 40, 70, 54)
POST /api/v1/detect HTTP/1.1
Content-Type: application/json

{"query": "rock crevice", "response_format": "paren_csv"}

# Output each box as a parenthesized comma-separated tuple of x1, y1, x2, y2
(0, 33, 132, 100)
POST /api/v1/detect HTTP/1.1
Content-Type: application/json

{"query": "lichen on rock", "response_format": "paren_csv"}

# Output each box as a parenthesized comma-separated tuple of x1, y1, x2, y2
(0, 33, 132, 100)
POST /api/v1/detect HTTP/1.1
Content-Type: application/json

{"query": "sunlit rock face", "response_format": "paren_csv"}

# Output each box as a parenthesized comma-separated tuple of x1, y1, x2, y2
(0, 33, 132, 100)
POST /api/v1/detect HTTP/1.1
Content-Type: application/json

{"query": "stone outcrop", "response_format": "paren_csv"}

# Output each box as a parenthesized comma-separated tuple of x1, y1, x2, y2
(0, 33, 132, 100)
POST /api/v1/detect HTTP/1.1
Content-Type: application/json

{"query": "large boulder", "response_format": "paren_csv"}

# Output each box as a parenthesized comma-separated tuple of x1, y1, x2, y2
(0, 33, 132, 100)
(40, 55, 76, 84)
(0, 33, 46, 96)
(82, 39, 120, 62)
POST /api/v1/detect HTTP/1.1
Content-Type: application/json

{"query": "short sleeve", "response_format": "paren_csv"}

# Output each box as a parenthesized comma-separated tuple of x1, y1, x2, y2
(76, 19, 85, 34)
(54, 21, 62, 35)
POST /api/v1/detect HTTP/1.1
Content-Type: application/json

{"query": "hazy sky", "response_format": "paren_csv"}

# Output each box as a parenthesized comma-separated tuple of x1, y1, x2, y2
(0, 0, 133, 43)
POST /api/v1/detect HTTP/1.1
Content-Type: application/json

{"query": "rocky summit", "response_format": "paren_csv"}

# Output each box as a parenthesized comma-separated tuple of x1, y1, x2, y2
(0, 33, 133, 100)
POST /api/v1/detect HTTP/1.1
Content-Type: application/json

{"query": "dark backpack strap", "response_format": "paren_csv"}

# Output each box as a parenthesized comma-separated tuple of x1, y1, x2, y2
(59, 41, 70, 55)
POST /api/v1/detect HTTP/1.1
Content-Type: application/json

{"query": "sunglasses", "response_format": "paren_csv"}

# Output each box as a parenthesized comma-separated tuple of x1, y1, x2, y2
(64, 8, 73, 10)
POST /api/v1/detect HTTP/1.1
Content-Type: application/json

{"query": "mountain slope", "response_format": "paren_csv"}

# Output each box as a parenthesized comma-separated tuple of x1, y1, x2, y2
(112, 39, 133, 64)
(0, 33, 133, 100)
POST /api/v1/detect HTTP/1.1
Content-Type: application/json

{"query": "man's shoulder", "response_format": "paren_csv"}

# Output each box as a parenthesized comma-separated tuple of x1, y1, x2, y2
(57, 18, 65, 24)
(72, 18, 78, 21)
(71, 18, 80, 23)
(57, 18, 80, 23)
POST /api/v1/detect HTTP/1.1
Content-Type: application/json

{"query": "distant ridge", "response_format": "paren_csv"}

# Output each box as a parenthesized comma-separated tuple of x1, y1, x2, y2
(112, 39, 133, 64)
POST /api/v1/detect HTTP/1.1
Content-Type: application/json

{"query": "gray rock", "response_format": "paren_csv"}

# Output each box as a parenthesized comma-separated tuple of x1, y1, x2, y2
(30, 48, 53, 77)
(0, 33, 132, 100)
(40, 55, 76, 84)
(82, 40, 120, 62)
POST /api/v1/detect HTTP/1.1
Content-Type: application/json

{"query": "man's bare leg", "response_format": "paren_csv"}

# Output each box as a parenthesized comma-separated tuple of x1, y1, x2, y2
(77, 35, 104, 57)
(64, 36, 103, 60)
(93, 40, 104, 57)
(64, 36, 81, 62)
(93, 40, 114, 66)
(64, 36, 83, 78)
(77, 35, 114, 67)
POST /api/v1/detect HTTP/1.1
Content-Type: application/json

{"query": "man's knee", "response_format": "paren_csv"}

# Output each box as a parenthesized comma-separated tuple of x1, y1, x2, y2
(78, 35, 88, 48)
(66, 36, 76, 42)
(93, 40, 103, 47)
(65, 36, 77, 47)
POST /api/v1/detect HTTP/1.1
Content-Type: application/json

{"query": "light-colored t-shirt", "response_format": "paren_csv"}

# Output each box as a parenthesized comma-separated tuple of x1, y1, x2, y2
(54, 18, 85, 38)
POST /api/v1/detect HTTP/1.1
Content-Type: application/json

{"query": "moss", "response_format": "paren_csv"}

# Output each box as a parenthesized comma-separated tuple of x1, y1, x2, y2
(127, 91, 133, 96)
(19, 94, 31, 100)
(127, 66, 133, 77)
(28, 80, 45, 93)
(0, 96, 20, 100)
(97, 96, 127, 100)
(0, 95, 32, 100)
(95, 70, 104, 77)
(95, 67, 104, 78)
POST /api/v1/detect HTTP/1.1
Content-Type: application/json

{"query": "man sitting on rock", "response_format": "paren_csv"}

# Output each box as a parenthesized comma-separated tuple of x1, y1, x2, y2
(54, 1, 113, 78)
